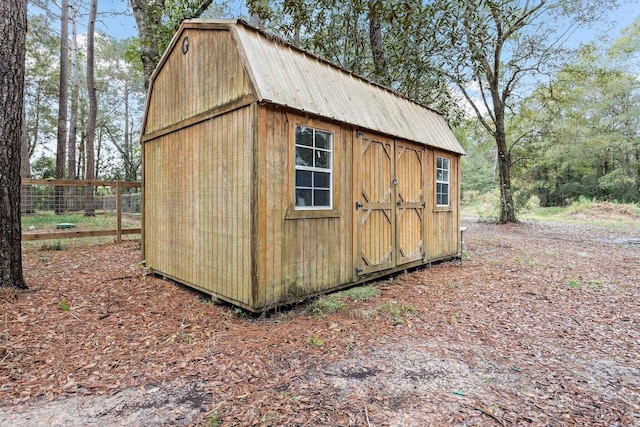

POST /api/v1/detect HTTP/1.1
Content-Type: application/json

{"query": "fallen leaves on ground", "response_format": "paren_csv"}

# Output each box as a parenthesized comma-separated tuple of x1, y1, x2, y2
(1, 218, 639, 426)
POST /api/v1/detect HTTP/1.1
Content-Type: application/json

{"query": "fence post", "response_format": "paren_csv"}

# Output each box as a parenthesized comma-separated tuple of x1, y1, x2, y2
(116, 181, 122, 243)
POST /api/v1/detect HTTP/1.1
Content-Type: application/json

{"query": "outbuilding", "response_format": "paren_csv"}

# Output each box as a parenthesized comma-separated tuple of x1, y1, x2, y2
(141, 19, 465, 312)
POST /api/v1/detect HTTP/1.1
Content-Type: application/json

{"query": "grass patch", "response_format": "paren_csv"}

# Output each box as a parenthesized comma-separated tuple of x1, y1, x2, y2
(307, 285, 380, 317)
(305, 335, 324, 347)
(22, 211, 141, 235)
(379, 301, 417, 325)
(337, 285, 380, 302)
(307, 295, 349, 316)
(23, 212, 118, 230)
(463, 193, 640, 229)
(520, 199, 640, 228)
(567, 279, 581, 289)
(40, 241, 64, 251)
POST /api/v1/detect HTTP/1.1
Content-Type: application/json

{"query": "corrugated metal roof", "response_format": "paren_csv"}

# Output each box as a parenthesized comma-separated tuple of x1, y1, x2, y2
(187, 19, 465, 155)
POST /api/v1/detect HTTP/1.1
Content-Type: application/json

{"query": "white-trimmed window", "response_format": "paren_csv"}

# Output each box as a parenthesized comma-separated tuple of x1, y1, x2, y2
(295, 125, 333, 209)
(436, 156, 450, 207)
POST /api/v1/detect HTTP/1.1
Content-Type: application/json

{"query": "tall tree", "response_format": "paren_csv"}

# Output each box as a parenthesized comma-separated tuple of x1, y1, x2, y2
(24, 14, 59, 167)
(415, 0, 613, 222)
(514, 40, 640, 205)
(129, 0, 218, 88)
(85, 0, 98, 216)
(55, 0, 69, 214)
(68, 4, 80, 211)
(245, 0, 464, 121)
(367, 0, 389, 85)
(97, 36, 145, 181)
(20, 104, 33, 214)
(0, 0, 28, 289)
(68, 4, 79, 184)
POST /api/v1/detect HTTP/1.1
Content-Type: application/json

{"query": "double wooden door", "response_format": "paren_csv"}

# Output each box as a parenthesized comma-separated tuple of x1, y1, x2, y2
(355, 131, 425, 275)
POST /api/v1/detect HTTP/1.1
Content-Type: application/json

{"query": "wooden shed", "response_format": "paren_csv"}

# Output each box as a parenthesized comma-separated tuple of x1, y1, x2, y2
(141, 19, 465, 312)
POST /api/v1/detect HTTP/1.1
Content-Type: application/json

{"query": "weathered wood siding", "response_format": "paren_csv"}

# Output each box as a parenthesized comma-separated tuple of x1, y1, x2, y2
(425, 149, 461, 260)
(354, 132, 395, 275)
(144, 107, 254, 306)
(144, 28, 253, 136)
(396, 141, 426, 265)
(141, 21, 463, 311)
(254, 107, 354, 308)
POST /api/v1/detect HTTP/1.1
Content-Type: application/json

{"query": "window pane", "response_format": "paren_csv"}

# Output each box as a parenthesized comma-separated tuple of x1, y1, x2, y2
(437, 157, 443, 170)
(442, 170, 449, 181)
(314, 172, 330, 188)
(437, 169, 444, 181)
(436, 183, 449, 206)
(295, 147, 313, 166)
(314, 190, 330, 206)
(315, 150, 330, 168)
(294, 125, 333, 210)
(296, 189, 312, 207)
(296, 170, 312, 187)
(315, 131, 331, 149)
(296, 126, 313, 146)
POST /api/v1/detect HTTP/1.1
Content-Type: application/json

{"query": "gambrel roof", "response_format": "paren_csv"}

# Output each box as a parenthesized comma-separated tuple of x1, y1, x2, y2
(151, 19, 465, 155)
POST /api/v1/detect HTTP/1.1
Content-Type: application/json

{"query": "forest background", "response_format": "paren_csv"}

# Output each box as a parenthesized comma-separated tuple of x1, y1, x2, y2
(23, 0, 640, 223)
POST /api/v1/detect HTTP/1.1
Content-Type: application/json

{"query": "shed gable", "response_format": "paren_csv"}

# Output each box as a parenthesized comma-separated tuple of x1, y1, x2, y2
(144, 26, 254, 136)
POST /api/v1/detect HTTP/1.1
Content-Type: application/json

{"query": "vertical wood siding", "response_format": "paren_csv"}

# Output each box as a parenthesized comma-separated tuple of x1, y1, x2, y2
(396, 142, 426, 265)
(355, 132, 396, 275)
(144, 28, 253, 135)
(144, 107, 253, 306)
(255, 107, 353, 308)
(425, 149, 460, 260)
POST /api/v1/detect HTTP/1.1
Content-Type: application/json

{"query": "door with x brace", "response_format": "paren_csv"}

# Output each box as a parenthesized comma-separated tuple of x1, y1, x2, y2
(355, 132, 396, 275)
(355, 132, 425, 276)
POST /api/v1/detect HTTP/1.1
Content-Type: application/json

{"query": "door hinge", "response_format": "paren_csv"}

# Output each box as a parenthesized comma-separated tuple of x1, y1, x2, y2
(355, 267, 363, 275)
(355, 201, 363, 210)
(421, 202, 426, 208)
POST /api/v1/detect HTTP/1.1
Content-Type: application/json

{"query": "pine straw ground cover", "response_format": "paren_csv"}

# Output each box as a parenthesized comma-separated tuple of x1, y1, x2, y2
(1, 217, 639, 426)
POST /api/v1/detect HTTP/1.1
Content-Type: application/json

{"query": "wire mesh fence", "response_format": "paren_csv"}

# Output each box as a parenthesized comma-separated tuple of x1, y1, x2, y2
(21, 179, 141, 243)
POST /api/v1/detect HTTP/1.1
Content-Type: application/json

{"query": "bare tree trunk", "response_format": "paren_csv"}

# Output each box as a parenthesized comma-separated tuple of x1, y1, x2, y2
(124, 83, 133, 180)
(85, 0, 97, 217)
(30, 86, 42, 158)
(636, 146, 640, 196)
(496, 131, 517, 223)
(130, 0, 166, 90)
(78, 132, 85, 179)
(20, 103, 33, 213)
(68, 7, 79, 210)
(129, 0, 214, 88)
(95, 128, 102, 178)
(0, 0, 28, 289)
(367, 0, 390, 86)
(55, 0, 69, 215)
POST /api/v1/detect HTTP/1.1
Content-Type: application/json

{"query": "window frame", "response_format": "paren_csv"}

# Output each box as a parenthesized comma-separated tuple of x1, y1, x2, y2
(435, 155, 450, 208)
(294, 125, 333, 210)
(286, 116, 340, 220)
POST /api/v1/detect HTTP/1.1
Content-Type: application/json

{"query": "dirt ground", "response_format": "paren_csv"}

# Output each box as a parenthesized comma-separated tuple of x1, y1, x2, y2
(1, 213, 639, 426)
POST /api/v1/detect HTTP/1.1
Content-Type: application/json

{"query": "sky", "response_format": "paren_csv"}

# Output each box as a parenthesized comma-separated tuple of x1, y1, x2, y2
(97, 0, 248, 40)
(94, 0, 639, 44)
